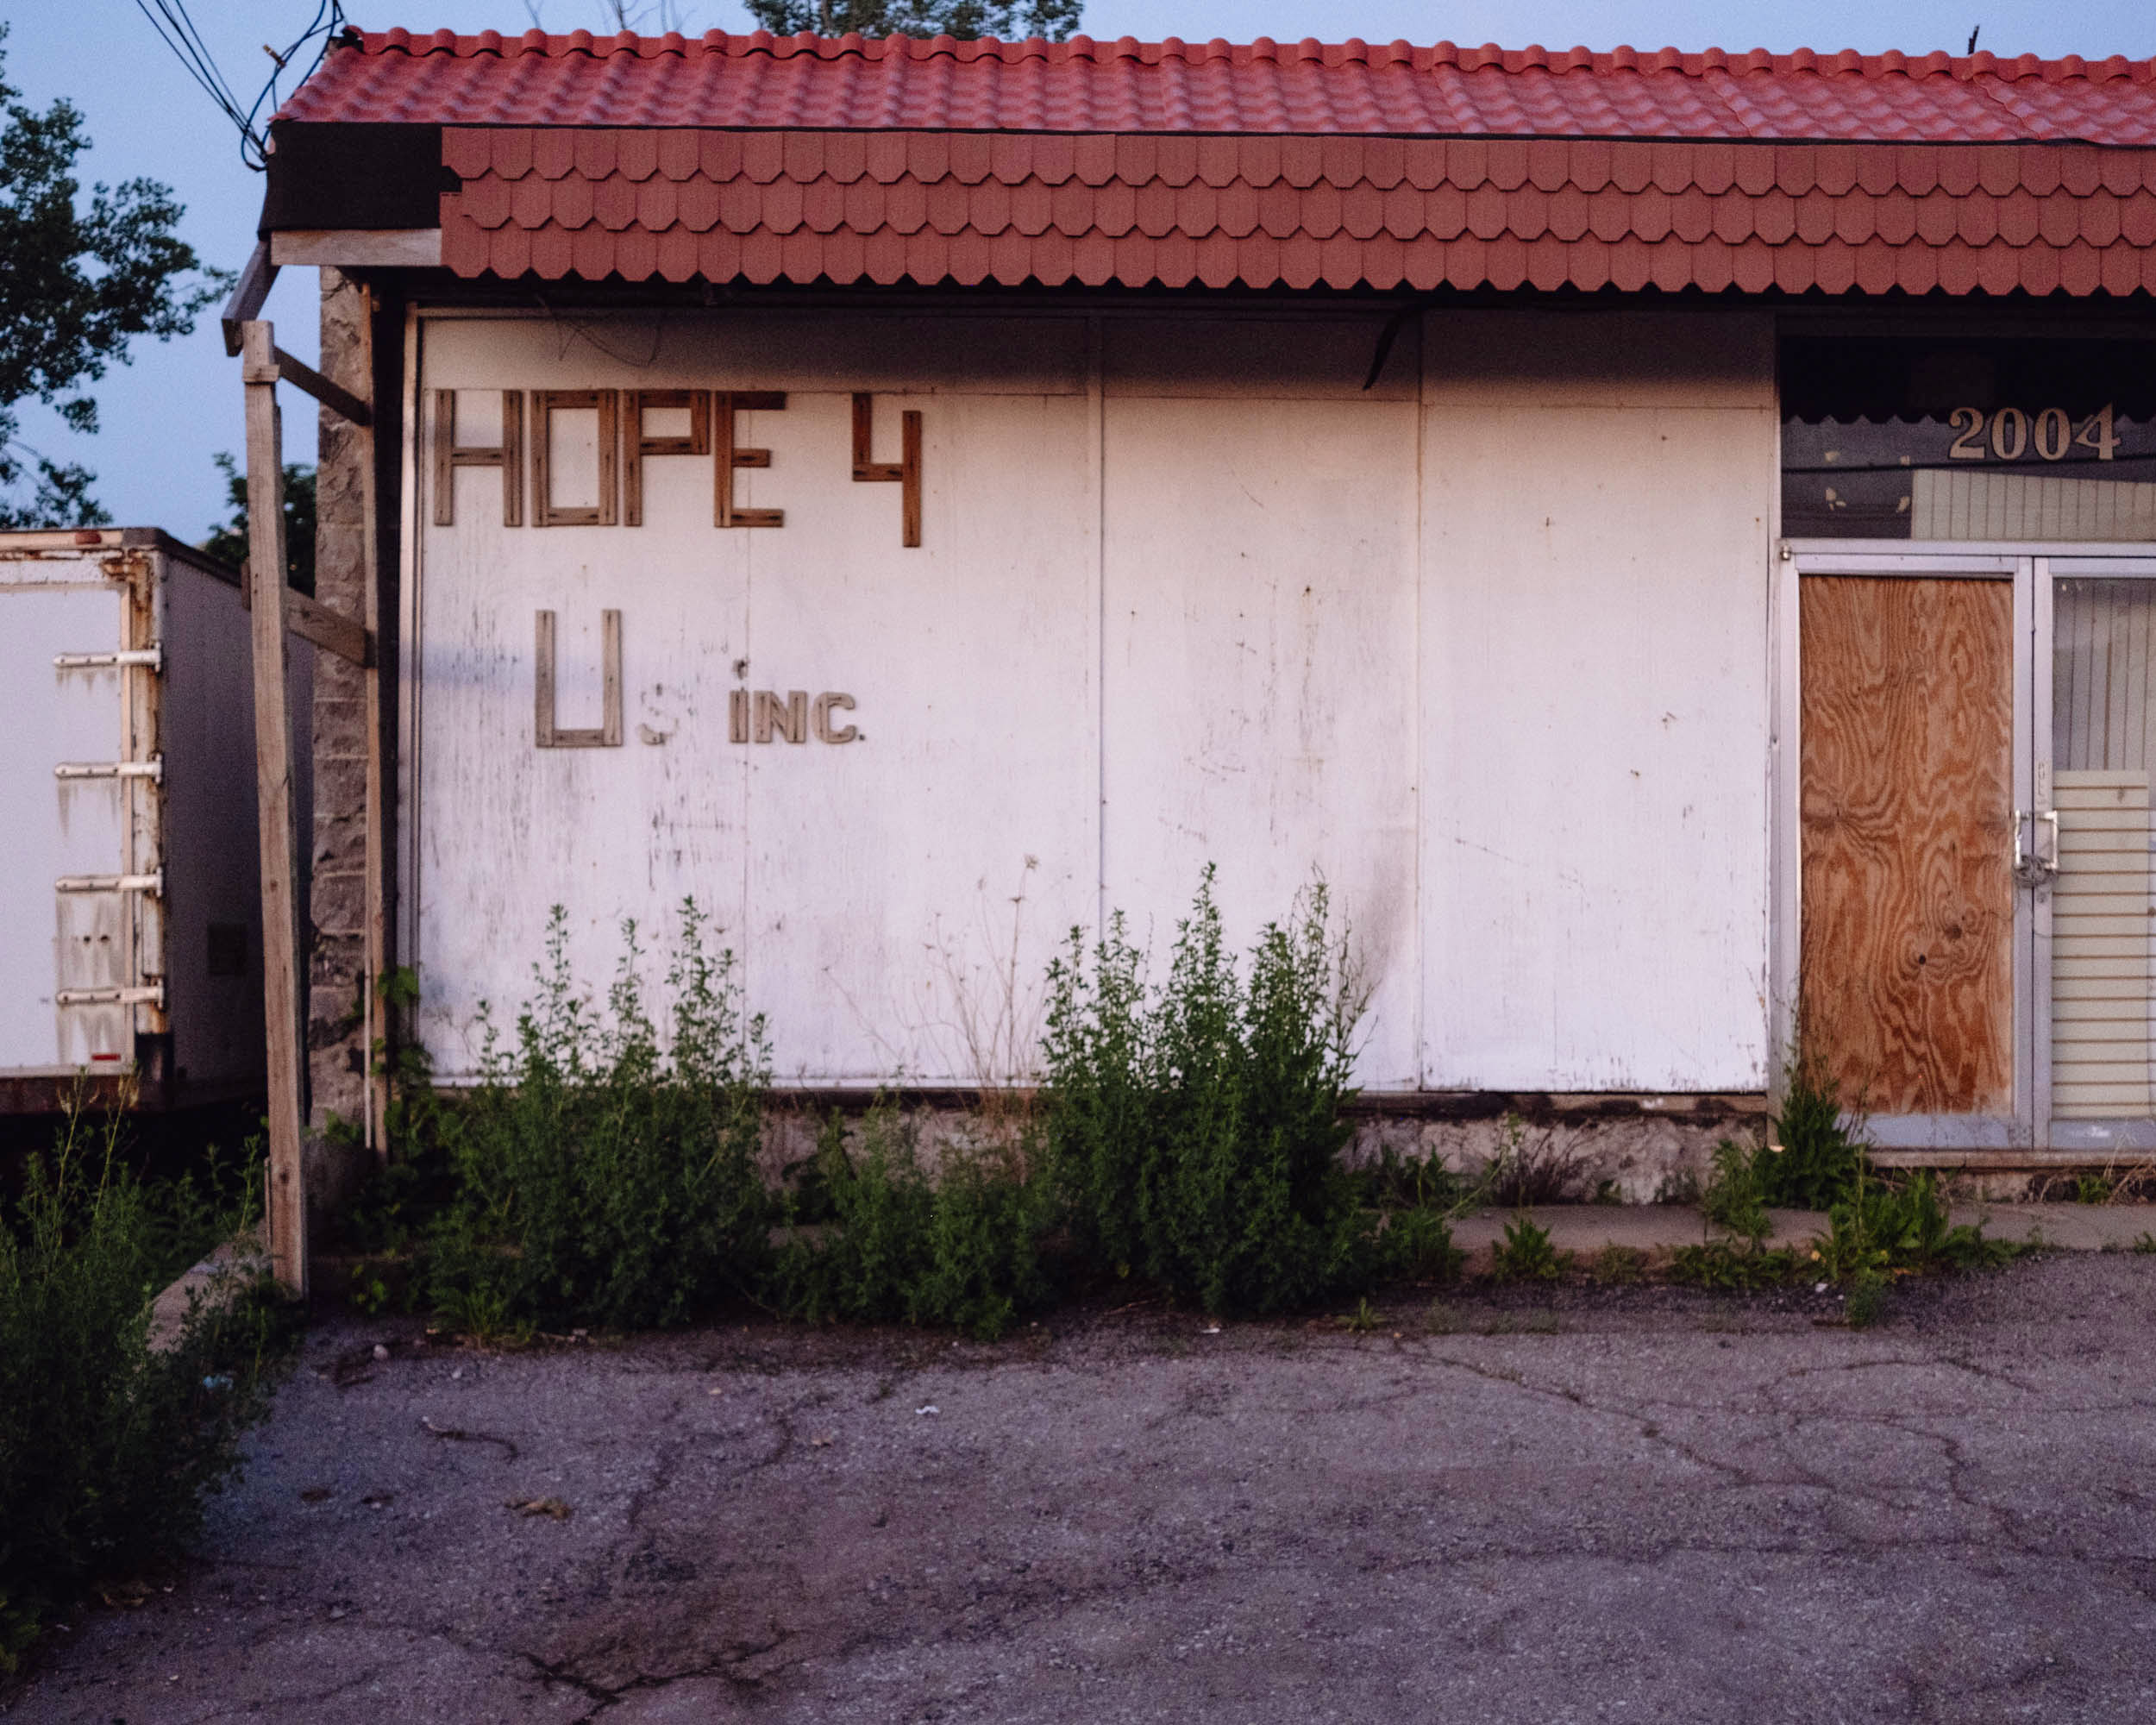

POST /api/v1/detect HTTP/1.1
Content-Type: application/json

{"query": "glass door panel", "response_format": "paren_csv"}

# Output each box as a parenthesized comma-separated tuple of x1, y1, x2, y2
(2049, 577, 2156, 1132)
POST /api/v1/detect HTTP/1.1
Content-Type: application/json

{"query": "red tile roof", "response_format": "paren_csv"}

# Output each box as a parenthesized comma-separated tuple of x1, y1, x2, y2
(279, 31, 2156, 298)
(291, 30, 2156, 143)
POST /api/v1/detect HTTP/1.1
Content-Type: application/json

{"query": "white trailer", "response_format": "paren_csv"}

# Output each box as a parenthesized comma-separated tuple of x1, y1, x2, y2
(0, 529, 310, 1112)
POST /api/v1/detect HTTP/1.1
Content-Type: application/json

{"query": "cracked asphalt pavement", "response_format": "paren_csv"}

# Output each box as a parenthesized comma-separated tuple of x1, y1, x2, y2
(9, 1254, 2156, 1722)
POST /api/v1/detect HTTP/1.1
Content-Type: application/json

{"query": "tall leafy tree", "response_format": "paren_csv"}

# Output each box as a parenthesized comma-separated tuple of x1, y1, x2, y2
(742, 0, 1082, 39)
(0, 28, 223, 528)
(203, 452, 317, 594)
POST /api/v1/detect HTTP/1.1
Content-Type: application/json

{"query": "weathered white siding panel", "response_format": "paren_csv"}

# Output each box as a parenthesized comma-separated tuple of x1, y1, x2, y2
(414, 401, 753, 1075)
(1419, 310, 1775, 1091)
(1101, 392, 1421, 1089)
(414, 317, 1094, 1082)
(739, 390, 1098, 1083)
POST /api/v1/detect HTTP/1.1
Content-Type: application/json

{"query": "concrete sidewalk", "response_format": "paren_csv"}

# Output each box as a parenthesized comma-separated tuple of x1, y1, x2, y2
(1448, 1201, 2156, 1258)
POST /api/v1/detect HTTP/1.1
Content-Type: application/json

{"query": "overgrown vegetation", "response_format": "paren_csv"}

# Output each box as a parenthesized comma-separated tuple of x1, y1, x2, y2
(773, 1107, 1050, 1340)
(0, 1098, 288, 1671)
(1684, 1057, 2021, 1319)
(348, 888, 2034, 1345)
(1041, 869, 1377, 1316)
(423, 904, 774, 1333)
(362, 877, 1481, 1339)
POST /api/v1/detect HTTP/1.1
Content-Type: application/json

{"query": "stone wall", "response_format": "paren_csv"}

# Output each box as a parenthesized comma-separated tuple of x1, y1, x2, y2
(306, 266, 373, 1213)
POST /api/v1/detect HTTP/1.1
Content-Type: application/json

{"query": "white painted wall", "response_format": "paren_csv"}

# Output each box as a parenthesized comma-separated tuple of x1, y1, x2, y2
(411, 307, 1774, 1094)
(1419, 310, 1777, 1091)
(0, 573, 125, 1069)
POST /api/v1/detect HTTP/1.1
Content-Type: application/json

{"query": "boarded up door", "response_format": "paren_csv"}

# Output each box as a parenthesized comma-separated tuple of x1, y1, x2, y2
(1800, 576, 2014, 1115)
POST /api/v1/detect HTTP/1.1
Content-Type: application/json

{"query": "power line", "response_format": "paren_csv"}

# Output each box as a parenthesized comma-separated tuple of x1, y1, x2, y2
(131, 0, 348, 170)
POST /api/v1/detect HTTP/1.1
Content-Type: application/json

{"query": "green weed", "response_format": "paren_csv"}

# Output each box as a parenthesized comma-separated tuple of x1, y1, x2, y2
(1042, 869, 1374, 1318)
(1489, 1214, 1567, 1283)
(774, 1106, 1050, 1341)
(1667, 1242, 1805, 1290)
(0, 1095, 290, 1671)
(1589, 1244, 1649, 1285)
(1700, 1138, 1771, 1250)
(424, 901, 774, 1333)
(1760, 1051, 1865, 1210)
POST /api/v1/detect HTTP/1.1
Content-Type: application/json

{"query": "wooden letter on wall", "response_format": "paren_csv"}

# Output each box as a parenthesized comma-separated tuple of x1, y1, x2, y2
(531, 390, 620, 527)
(623, 390, 711, 526)
(716, 391, 787, 528)
(534, 610, 623, 748)
(433, 389, 523, 526)
(851, 392, 922, 548)
(812, 692, 858, 743)
(753, 689, 808, 744)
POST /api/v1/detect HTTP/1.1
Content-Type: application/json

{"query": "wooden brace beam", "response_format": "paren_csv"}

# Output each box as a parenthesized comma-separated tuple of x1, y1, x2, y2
(240, 573, 375, 667)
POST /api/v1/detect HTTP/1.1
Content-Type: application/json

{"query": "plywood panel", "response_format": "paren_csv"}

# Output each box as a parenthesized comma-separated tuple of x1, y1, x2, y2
(1799, 576, 2013, 1116)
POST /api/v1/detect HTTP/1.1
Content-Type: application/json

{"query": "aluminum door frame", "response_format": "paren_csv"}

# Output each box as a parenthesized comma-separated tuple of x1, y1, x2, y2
(1778, 544, 2034, 1153)
(2039, 552, 2156, 1156)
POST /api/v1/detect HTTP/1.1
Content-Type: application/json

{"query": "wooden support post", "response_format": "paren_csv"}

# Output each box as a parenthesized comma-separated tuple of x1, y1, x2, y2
(241, 320, 309, 1296)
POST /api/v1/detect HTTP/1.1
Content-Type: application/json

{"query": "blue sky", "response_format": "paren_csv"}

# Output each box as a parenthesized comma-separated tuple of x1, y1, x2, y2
(8, 0, 2156, 539)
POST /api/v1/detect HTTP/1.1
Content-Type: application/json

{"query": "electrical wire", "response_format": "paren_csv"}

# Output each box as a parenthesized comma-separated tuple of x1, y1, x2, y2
(131, 0, 349, 170)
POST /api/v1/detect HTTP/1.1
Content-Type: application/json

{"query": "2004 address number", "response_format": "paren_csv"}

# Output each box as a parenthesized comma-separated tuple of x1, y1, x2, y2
(1947, 403, 2122, 462)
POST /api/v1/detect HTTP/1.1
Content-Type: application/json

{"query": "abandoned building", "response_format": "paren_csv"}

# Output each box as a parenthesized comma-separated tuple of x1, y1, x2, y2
(228, 27, 2156, 1283)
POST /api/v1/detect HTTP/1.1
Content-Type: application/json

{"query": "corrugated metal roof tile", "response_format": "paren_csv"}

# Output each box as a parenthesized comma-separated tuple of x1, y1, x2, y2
(569, 223, 611, 278)
(489, 223, 531, 279)
(1668, 185, 1710, 242)
(462, 172, 511, 229)
(925, 178, 969, 235)
(795, 175, 841, 233)
(781, 227, 823, 281)
(2059, 240, 2103, 293)
(573, 129, 617, 179)
(592, 173, 637, 230)
(616, 225, 657, 279)
(654, 129, 698, 180)
(1465, 183, 1507, 241)
(532, 129, 576, 180)
(509, 174, 549, 229)
(676, 177, 720, 231)
(444, 128, 492, 179)
(2037, 193, 2079, 247)
(374, 47, 2156, 306)
(1831, 192, 1875, 245)
(617, 129, 657, 181)
(1873, 188, 1916, 245)
(718, 177, 760, 231)
(655, 225, 699, 279)
(742, 132, 787, 184)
